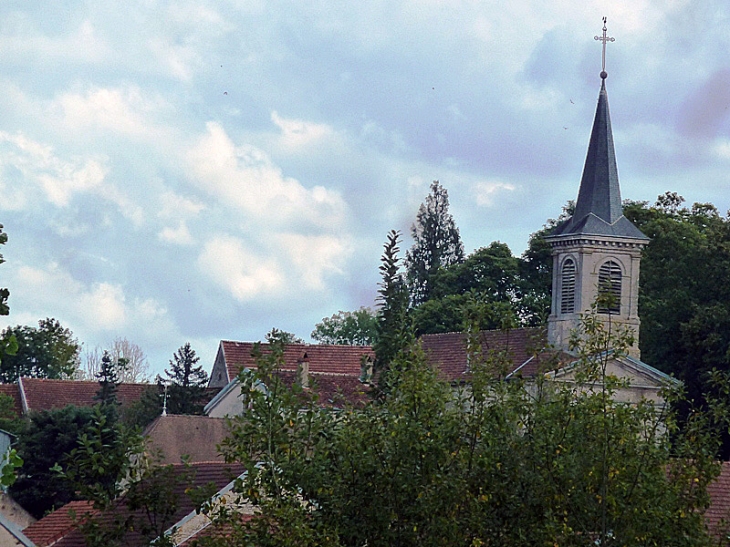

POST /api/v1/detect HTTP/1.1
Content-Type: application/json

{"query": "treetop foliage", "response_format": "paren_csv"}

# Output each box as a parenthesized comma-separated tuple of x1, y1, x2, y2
(406, 180, 465, 305)
(94, 350, 126, 412)
(265, 328, 303, 345)
(374, 230, 413, 373)
(622, 192, 730, 456)
(163, 342, 208, 415)
(311, 307, 378, 346)
(209, 309, 728, 547)
(10, 405, 99, 518)
(0, 318, 80, 383)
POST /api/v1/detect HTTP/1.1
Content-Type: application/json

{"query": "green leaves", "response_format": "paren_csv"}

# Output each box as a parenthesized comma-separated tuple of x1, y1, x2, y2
(213, 312, 723, 546)
(406, 180, 465, 305)
(0, 449, 23, 487)
(0, 318, 80, 382)
(311, 308, 378, 346)
(164, 342, 208, 415)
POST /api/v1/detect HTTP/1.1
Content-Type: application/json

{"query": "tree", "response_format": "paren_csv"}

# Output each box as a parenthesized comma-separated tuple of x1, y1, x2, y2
(0, 223, 9, 317)
(121, 384, 164, 429)
(622, 194, 730, 457)
(95, 350, 127, 418)
(311, 308, 379, 346)
(211, 310, 727, 547)
(0, 318, 80, 382)
(10, 405, 97, 518)
(55, 406, 142, 508)
(109, 337, 149, 382)
(0, 393, 23, 435)
(80, 339, 150, 382)
(373, 230, 412, 373)
(265, 328, 303, 345)
(164, 343, 208, 415)
(405, 180, 464, 305)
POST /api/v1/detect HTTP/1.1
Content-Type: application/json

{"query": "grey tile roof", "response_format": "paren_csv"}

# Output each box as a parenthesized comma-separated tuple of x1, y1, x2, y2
(551, 80, 648, 241)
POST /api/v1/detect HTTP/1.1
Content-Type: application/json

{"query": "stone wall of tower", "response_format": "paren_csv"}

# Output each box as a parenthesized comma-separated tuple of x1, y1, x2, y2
(547, 234, 646, 359)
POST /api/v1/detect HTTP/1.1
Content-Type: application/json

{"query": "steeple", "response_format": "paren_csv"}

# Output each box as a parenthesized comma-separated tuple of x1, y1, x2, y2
(546, 18, 649, 359)
(552, 78, 647, 240)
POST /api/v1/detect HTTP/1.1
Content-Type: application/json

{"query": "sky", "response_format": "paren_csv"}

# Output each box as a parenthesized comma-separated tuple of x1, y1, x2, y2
(0, 1, 729, 379)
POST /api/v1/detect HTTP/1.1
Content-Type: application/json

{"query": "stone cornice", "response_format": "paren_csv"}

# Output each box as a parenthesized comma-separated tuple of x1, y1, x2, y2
(547, 235, 648, 250)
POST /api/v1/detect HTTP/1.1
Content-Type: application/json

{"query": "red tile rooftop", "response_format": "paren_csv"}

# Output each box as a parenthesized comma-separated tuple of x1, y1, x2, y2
(0, 383, 22, 417)
(419, 327, 565, 381)
(26, 462, 245, 547)
(22, 500, 95, 547)
(19, 377, 152, 413)
(220, 341, 373, 380)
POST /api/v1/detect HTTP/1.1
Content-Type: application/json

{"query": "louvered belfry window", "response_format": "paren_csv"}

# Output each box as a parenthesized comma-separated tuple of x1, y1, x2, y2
(560, 258, 576, 314)
(598, 260, 622, 315)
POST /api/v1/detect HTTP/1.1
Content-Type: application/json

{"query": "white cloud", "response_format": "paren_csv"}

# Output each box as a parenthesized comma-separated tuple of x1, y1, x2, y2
(38, 159, 106, 207)
(187, 122, 348, 230)
(271, 111, 335, 149)
(0, 262, 170, 335)
(55, 86, 171, 137)
(158, 190, 205, 220)
(0, 18, 111, 65)
(275, 233, 353, 291)
(198, 235, 285, 301)
(158, 222, 193, 245)
(0, 131, 108, 209)
(473, 181, 517, 207)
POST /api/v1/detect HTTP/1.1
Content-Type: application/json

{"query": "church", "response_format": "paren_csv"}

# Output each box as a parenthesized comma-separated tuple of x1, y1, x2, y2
(204, 24, 676, 413)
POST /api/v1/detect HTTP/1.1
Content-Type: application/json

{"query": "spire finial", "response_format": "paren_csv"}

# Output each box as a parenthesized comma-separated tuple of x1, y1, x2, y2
(594, 16, 614, 80)
(161, 383, 168, 417)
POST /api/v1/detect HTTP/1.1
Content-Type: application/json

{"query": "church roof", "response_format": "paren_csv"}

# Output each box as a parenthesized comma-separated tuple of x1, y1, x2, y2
(551, 79, 648, 241)
(419, 328, 568, 380)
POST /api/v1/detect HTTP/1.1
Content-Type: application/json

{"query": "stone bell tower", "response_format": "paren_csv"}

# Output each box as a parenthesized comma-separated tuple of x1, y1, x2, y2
(546, 19, 649, 359)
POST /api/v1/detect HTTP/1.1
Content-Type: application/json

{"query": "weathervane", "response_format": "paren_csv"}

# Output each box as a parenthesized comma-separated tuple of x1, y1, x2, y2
(594, 16, 614, 79)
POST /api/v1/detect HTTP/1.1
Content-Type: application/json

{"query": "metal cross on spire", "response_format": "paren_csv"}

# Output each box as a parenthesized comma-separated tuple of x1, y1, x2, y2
(594, 16, 614, 79)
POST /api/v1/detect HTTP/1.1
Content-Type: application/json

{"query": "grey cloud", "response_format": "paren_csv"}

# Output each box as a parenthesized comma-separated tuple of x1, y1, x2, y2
(677, 69, 730, 139)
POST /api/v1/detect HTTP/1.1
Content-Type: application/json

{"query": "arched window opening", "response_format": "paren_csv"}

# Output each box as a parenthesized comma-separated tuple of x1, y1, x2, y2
(560, 259, 576, 314)
(598, 261, 622, 315)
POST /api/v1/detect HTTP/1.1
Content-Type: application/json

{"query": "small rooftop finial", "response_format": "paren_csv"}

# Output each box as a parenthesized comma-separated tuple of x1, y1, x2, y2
(161, 383, 168, 417)
(594, 16, 614, 80)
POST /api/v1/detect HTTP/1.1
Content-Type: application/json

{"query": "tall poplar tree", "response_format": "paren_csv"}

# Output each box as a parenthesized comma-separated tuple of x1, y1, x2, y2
(406, 180, 464, 305)
(374, 230, 412, 373)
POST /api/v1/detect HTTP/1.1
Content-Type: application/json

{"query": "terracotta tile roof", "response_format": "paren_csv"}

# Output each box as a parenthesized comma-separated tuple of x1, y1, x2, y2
(19, 378, 153, 413)
(22, 500, 95, 547)
(419, 327, 564, 381)
(178, 514, 254, 546)
(221, 341, 373, 381)
(275, 371, 371, 408)
(142, 415, 229, 464)
(706, 461, 730, 538)
(0, 384, 22, 417)
(32, 462, 244, 547)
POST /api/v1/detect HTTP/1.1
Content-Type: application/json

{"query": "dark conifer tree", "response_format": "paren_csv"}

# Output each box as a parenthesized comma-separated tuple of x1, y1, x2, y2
(374, 230, 412, 374)
(94, 351, 127, 417)
(164, 343, 208, 415)
(406, 180, 464, 305)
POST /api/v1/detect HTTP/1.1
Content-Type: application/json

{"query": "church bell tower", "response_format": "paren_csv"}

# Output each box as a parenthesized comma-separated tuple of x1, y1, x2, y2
(546, 19, 649, 358)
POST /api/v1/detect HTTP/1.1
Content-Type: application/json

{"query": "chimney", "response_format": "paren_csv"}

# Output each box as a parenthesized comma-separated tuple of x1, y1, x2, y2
(360, 355, 374, 384)
(297, 352, 310, 389)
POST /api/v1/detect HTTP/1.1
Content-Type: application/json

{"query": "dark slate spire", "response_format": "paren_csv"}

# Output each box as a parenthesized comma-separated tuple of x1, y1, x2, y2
(572, 79, 623, 225)
(552, 42, 647, 240)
